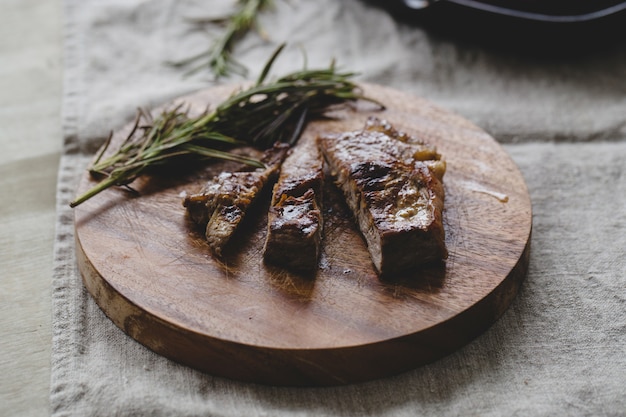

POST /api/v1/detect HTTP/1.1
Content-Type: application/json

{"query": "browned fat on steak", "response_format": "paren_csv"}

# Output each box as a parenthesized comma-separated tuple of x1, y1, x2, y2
(317, 117, 447, 276)
(183, 143, 289, 256)
(263, 140, 324, 271)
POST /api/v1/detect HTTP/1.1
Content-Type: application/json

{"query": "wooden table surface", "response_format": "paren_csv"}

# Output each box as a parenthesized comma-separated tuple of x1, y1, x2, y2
(0, 1, 62, 415)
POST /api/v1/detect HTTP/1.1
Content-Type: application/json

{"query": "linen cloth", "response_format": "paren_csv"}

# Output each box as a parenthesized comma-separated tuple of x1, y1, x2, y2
(52, 0, 626, 415)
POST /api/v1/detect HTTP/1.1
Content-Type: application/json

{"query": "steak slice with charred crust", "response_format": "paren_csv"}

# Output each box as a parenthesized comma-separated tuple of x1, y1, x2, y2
(183, 143, 289, 256)
(317, 118, 447, 276)
(263, 141, 324, 271)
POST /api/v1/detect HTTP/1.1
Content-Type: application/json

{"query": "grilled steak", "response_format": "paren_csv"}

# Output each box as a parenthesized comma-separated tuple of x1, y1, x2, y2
(183, 143, 289, 256)
(263, 141, 324, 271)
(317, 118, 447, 276)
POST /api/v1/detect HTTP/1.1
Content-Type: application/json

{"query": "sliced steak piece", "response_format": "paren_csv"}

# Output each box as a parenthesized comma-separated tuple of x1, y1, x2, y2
(263, 141, 324, 271)
(183, 143, 289, 256)
(317, 118, 447, 276)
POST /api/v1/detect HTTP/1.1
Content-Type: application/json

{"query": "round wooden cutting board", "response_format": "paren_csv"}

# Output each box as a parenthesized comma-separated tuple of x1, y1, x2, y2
(74, 83, 532, 386)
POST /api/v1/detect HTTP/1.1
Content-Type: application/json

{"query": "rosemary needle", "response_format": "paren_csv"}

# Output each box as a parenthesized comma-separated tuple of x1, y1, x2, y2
(69, 44, 384, 208)
(170, 0, 273, 79)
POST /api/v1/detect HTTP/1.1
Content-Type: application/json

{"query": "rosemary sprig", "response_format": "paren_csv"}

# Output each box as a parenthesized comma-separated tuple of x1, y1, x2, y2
(170, 0, 273, 78)
(69, 44, 384, 208)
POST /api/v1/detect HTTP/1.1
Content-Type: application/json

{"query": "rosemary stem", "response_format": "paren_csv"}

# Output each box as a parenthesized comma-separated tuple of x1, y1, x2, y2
(172, 0, 273, 78)
(192, 110, 219, 130)
(69, 173, 127, 208)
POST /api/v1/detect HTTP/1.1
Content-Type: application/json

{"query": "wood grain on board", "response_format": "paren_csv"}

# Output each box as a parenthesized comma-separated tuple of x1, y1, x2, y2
(74, 83, 532, 386)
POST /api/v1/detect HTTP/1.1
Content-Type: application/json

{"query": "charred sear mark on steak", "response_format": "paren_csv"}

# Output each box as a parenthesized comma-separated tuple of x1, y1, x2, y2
(263, 141, 324, 272)
(350, 161, 392, 192)
(183, 143, 289, 256)
(318, 117, 447, 276)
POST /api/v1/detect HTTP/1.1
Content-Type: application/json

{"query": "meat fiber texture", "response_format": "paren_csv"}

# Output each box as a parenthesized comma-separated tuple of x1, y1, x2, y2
(263, 140, 324, 272)
(318, 118, 447, 276)
(183, 144, 289, 256)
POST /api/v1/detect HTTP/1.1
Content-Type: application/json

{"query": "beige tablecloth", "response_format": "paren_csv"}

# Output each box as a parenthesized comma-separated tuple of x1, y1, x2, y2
(51, 0, 626, 416)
